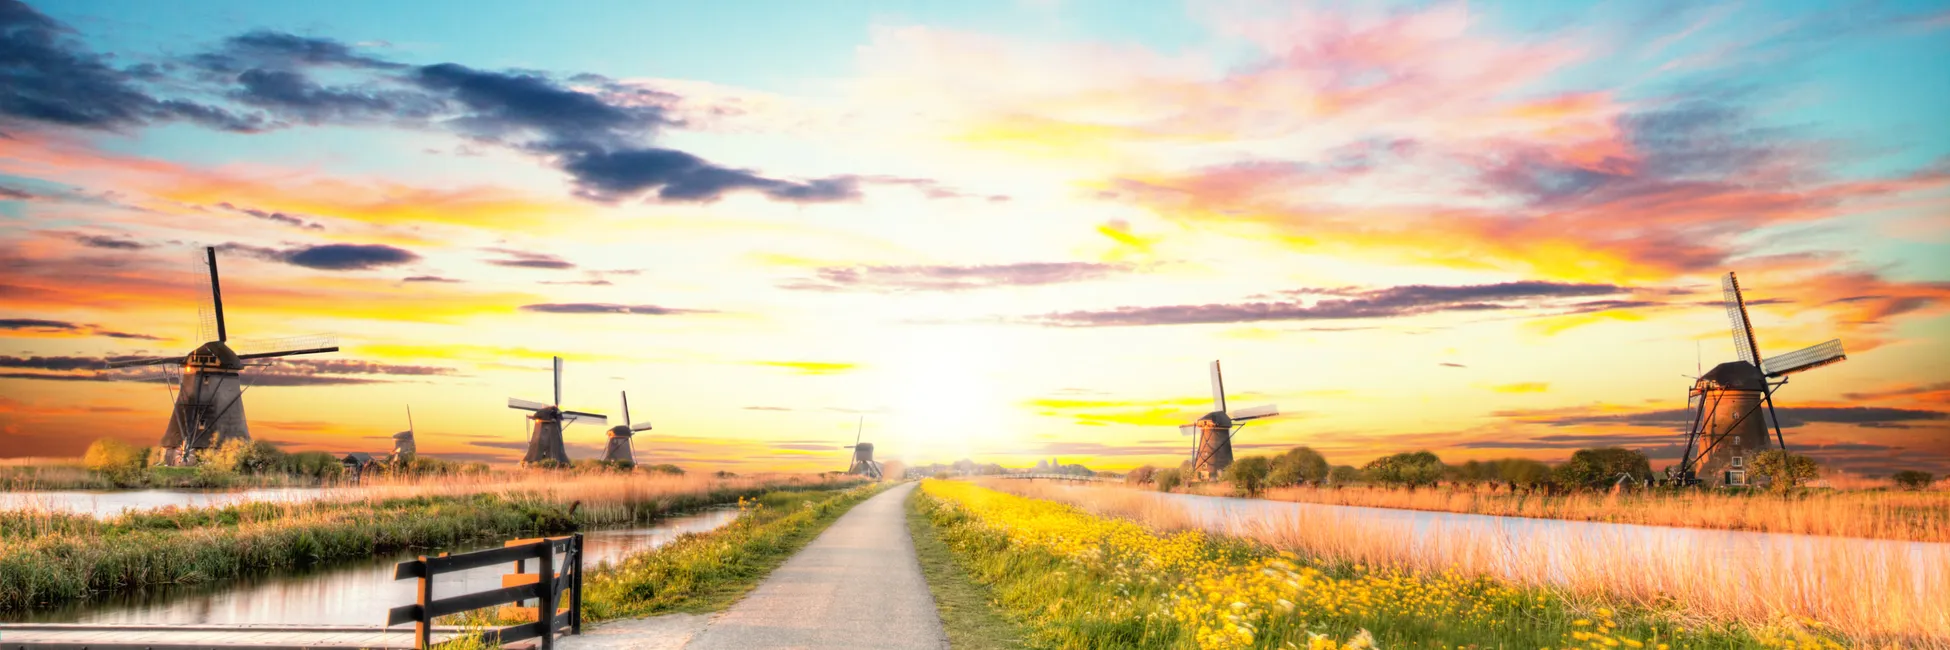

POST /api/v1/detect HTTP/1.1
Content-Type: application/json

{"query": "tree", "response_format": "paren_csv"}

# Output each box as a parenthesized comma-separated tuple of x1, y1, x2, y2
(1749, 450, 1819, 492)
(1154, 468, 1184, 493)
(1327, 465, 1363, 486)
(1224, 456, 1273, 496)
(283, 451, 344, 480)
(1553, 448, 1652, 489)
(1497, 459, 1552, 487)
(1125, 465, 1157, 486)
(1892, 470, 1936, 490)
(1362, 451, 1445, 487)
(1267, 446, 1331, 487)
(83, 438, 150, 479)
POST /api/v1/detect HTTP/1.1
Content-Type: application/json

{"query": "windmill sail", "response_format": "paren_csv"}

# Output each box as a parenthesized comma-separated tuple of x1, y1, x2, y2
(1229, 404, 1279, 421)
(1762, 339, 1846, 377)
(1722, 272, 1762, 366)
(1210, 360, 1227, 413)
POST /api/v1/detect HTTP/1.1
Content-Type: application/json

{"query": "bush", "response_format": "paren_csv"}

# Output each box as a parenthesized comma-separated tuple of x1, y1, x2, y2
(1125, 465, 1157, 485)
(201, 439, 285, 475)
(1362, 451, 1445, 487)
(1327, 465, 1362, 486)
(714, 470, 738, 478)
(1154, 468, 1184, 493)
(282, 451, 344, 480)
(1223, 456, 1273, 496)
(82, 438, 150, 476)
(1267, 446, 1330, 487)
(1498, 459, 1553, 486)
(1554, 447, 1652, 489)
(643, 463, 685, 476)
(1892, 470, 1936, 490)
(1749, 450, 1819, 492)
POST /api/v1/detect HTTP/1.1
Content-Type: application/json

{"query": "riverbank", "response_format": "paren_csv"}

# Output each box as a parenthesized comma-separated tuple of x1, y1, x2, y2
(0, 473, 861, 612)
(920, 480, 1848, 650)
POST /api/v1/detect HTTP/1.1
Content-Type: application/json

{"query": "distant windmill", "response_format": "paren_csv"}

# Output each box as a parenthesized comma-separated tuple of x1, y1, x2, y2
(843, 416, 882, 480)
(1179, 360, 1279, 480)
(391, 405, 417, 465)
(107, 246, 339, 466)
(1674, 272, 1847, 487)
(604, 391, 652, 465)
(508, 356, 606, 467)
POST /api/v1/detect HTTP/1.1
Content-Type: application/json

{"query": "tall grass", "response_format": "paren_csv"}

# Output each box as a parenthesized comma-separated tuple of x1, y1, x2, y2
(0, 473, 862, 612)
(984, 479, 1950, 648)
(1187, 482, 1950, 543)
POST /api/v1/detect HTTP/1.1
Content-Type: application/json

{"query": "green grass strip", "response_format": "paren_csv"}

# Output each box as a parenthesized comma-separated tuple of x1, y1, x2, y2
(581, 483, 887, 620)
(905, 487, 1027, 650)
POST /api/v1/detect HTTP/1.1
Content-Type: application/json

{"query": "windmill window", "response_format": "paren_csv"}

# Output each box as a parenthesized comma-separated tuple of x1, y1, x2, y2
(1731, 456, 1743, 468)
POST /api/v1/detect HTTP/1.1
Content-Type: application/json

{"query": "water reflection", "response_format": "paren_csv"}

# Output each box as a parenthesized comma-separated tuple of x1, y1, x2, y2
(0, 488, 336, 517)
(10, 508, 739, 626)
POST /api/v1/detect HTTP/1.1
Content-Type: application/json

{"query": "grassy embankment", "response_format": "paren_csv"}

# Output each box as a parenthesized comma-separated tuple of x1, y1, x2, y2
(1175, 481, 1950, 543)
(905, 488, 1026, 650)
(0, 473, 861, 612)
(919, 479, 1861, 650)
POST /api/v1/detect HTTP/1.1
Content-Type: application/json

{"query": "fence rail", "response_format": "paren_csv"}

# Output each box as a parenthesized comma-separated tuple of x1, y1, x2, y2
(386, 533, 583, 649)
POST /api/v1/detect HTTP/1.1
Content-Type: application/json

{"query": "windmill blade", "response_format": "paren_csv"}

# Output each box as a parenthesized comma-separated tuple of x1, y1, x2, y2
(855, 416, 864, 446)
(1229, 404, 1279, 421)
(107, 355, 189, 369)
(509, 397, 550, 411)
(233, 334, 339, 359)
(562, 410, 607, 426)
(631, 421, 653, 432)
(1209, 360, 1227, 414)
(621, 391, 631, 426)
(1179, 423, 1198, 436)
(1722, 272, 1762, 366)
(206, 246, 227, 343)
(552, 356, 563, 406)
(1762, 339, 1846, 377)
(406, 404, 414, 433)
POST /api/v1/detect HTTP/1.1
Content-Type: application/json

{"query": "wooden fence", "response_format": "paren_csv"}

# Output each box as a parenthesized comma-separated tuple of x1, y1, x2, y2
(386, 533, 584, 649)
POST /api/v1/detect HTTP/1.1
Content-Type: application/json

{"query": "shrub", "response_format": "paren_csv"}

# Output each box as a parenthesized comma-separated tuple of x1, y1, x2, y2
(1224, 456, 1273, 496)
(714, 470, 738, 478)
(1124, 465, 1157, 485)
(201, 439, 285, 475)
(1267, 446, 1330, 487)
(1153, 468, 1184, 492)
(282, 451, 344, 480)
(1498, 458, 1553, 486)
(1362, 451, 1445, 487)
(1554, 447, 1652, 489)
(1892, 470, 1935, 490)
(1327, 465, 1362, 486)
(1750, 450, 1820, 492)
(643, 463, 685, 475)
(82, 438, 149, 476)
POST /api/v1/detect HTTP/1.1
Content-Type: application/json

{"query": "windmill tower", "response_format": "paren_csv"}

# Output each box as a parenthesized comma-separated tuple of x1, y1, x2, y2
(391, 405, 417, 465)
(604, 391, 652, 465)
(843, 417, 882, 480)
(107, 246, 339, 466)
(508, 356, 607, 467)
(1180, 360, 1279, 480)
(1674, 272, 1847, 487)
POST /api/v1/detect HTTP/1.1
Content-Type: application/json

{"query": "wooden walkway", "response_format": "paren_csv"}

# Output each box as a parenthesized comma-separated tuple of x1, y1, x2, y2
(0, 623, 481, 649)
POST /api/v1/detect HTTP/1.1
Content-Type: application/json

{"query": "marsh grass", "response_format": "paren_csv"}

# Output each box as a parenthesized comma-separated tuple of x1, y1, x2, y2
(987, 479, 1948, 648)
(0, 473, 862, 612)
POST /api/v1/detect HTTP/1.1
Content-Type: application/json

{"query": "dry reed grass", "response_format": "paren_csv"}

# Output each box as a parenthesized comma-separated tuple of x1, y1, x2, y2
(981, 478, 1950, 649)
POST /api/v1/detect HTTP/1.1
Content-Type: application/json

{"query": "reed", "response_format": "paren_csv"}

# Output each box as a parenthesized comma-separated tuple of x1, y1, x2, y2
(982, 479, 1950, 648)
(0, 472, 862, 612)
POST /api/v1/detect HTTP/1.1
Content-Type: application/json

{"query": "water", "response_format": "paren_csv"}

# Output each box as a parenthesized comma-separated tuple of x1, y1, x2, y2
(0, 488, 338, 517)
(6, 507, 741, 626)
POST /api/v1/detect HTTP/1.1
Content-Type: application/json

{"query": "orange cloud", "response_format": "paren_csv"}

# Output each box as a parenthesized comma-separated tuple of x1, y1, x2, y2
(1490, 382, 1551, 394)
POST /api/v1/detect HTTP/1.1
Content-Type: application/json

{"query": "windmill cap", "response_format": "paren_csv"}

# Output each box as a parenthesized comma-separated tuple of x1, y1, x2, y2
(189, 341, 244, 370)
(1200, 411, 1233, 427)
(532, 406, 563, 420)
(608, 425, 633, 437)
(392, 431, 414, 439)
(1699, 361, 1765, 390)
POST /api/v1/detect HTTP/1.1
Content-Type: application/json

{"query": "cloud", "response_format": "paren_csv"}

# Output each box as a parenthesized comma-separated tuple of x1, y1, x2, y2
(782, 262, 1133, 293)
(0, 318, 161, 340)
(1025, 281, 1625, 327)
(484, 248, 575, 270)
(1843, 382, 1950, 404)
(1510, 405, 1949, 430)
(216, 202, 325, 230)
(556, 147, 861, 204)
(73, 234, 152, 250)
(518, 303, 714, 316)
(0, 185, 34, 200)
(220, 242, 419, 270)
(0, 0, 261, 132)
(402, 275, 461, 283)
(191, 30, 404, 73)
(0, 354, 457, 386)
(1439, 362, 1468, 368)
(752, 361, 858, 375)
(1491, 382, 1550, 394)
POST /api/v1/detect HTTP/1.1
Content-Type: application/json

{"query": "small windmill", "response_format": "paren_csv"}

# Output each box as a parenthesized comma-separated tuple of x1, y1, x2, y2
(1179, 360, 1279, 480)
(604, 391, 652, 465)
(107, 246, 339, 466)
(842, 416, 881, 480)
(508, 356, 606, 467)
(391, 405, 417, 465)
(1674, 272, 1847, 487)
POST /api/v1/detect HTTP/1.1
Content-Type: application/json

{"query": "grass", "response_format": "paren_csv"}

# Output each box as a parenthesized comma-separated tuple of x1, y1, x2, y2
(905, 486, 1027, 650)
(581, 482, 887, 620)
(0, 473, 862, 612)
(921, 479, 1848, 650)
(988, 479, 1948, 649)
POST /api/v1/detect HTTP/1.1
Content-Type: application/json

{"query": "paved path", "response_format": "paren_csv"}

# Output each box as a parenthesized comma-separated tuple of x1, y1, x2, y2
(685, 481, 946, 650)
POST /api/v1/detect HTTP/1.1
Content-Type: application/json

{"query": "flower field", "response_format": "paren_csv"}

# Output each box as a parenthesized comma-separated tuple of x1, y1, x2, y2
(917, 480, 1850, 650)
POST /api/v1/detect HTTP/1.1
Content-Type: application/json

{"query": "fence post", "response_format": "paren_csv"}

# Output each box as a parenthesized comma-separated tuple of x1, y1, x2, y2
(570, 533, 584, 635)
(414, 554, 433, 649)
(537, 542, 557, 650)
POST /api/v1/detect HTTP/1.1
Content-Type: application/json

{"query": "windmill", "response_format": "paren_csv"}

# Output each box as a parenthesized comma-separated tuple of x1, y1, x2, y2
(1673, 272, 1847, 487)
(107, 246, 339, 466)
(391, 405, 417, 465)
(604, 391, 652, 465)
(508, 356, 606, 467)
(1179, 360, 1279, 480)
(842, 416, 881, 480)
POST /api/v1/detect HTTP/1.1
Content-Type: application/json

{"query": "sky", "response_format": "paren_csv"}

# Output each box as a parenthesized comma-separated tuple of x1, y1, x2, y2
(2, 0, 1947, 475)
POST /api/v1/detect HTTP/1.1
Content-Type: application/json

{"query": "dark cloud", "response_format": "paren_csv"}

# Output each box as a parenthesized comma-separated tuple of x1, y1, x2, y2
(411, 63, 660, 147)
(402, 275, 461, 283)
(230, 68, 435, 124)
(74, 234, 153, 250)
(216, 202, 324, 230)
(0, 320, 161, 340)
(0, 355, 107, 371)
(0, 354, 454, 385)
(1844, 382, 1950, 401)
(1027, 281, 1625, 327)
(0, 0, 260, 132)
(191, 30, 404, 73)
(518, 303, 714, 316)
(220, 242, 419, 270)
(557, 147, 861, 204)
(784, 262, 1132, 293)
(0, 318, 76, 331)
(483, 248, 575, 270)
(0, 185, 33, 200)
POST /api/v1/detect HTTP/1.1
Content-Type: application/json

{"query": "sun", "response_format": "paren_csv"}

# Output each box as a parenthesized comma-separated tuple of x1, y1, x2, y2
(872, 324, 1019, 462)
